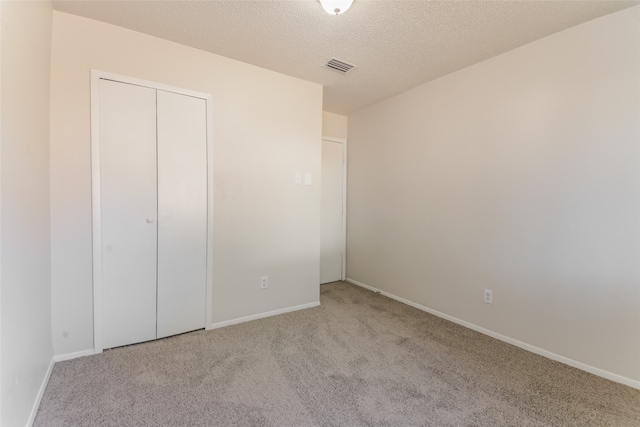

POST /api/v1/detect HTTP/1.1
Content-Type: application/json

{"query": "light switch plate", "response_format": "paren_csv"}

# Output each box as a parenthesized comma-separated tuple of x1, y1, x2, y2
(304, 173, 312, 186)
(295, 173, 302, 185)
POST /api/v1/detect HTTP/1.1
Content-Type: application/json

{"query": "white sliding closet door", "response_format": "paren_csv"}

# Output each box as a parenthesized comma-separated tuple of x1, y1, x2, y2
(100, 79, 158, 349)
(98, 78, 208, 350)
(156, 91, 207, 339)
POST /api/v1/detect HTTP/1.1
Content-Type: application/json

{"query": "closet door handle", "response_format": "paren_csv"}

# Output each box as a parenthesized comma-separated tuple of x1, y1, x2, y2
(146, 218, 155, 224)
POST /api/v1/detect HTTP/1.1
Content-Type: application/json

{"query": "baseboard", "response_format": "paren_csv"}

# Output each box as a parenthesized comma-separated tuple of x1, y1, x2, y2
(208, 301, 321, 330)
(346, 278, 640, 390)
(54, 348, 97, 363)
(26, 357, 55, 427)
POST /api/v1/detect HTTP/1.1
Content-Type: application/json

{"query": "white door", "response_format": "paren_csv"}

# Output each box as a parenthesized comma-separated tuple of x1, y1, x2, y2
(100, 79, 158, 349)
(320, 139, 345, 284)
(99, 80, 207, 349)
(156, 91, 207, 339)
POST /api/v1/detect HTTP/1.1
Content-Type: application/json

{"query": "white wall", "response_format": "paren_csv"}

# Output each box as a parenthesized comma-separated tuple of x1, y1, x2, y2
(322, 111, 348, 140)
(0, 1, 54, 425)
(347, 6, 640, 383)
(50, 12, 322, 356)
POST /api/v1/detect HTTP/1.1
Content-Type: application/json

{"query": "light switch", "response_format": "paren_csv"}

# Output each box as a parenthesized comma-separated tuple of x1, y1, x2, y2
(304, 173, 312, 186)
(294, 173, 302, 185)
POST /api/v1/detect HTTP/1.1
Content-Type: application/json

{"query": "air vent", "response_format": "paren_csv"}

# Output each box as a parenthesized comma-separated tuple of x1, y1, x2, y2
(324, 58, 356, 74)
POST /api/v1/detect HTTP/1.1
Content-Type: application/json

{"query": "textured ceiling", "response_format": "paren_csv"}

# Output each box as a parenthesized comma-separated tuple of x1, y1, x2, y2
(52, 0, 639, 115)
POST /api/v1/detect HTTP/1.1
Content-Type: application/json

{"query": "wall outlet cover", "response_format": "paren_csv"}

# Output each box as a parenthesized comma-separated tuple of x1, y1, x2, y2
(484, 289, 493, 304)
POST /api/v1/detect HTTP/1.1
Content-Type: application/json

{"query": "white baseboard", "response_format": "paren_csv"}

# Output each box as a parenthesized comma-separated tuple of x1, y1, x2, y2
(26, 349, 97, 426)
(54, 349, 97, 363)
(209, 301, 321, 330)
(346, 278, 640, 390)
(26, 357, 55, 427)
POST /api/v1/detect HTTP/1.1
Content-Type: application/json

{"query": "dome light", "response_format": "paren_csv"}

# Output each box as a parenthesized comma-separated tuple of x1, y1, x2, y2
(319, 0, 355, 15)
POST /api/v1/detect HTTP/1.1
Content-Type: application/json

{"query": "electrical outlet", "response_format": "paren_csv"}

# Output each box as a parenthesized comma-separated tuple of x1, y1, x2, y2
(484, 289, 493, 304)
(260, 276, 268, 289)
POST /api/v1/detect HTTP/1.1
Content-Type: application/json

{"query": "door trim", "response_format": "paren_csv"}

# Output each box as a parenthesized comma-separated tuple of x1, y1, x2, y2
(90, 70, 214, 353)
(321, 136, 347, 281)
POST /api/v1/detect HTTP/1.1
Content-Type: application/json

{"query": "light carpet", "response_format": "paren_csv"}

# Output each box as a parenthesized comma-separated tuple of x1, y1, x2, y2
(35, 281, 640, 426)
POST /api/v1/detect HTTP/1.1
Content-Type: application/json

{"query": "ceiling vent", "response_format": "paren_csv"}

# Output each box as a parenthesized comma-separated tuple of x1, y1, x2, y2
(324, 58, 356, 74)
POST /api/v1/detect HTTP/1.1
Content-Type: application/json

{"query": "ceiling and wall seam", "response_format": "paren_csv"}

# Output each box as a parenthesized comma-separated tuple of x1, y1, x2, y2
(51, 0, 640, 114)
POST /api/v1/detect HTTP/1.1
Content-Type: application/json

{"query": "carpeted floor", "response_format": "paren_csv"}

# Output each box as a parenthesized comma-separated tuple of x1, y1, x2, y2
(35, 281, 640, 426)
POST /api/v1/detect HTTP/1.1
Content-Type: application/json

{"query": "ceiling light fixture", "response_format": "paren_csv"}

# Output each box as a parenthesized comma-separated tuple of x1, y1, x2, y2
(319, 0, 355, 15)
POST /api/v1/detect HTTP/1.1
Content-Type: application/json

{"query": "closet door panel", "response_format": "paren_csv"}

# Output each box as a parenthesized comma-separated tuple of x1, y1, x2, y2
(100, 80, 158, 349)
(156, 90, 208, 338)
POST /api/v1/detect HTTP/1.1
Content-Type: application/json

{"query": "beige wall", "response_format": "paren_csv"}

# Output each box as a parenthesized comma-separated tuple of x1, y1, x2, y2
(1, 1, 54, 425)
(322, 111, 348, 140)
(50, 12, 323, 356)
(347, 7, 640, 383)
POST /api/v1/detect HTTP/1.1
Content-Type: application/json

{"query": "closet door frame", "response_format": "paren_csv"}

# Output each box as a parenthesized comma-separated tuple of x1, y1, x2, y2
(90, 70, 214, 353)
